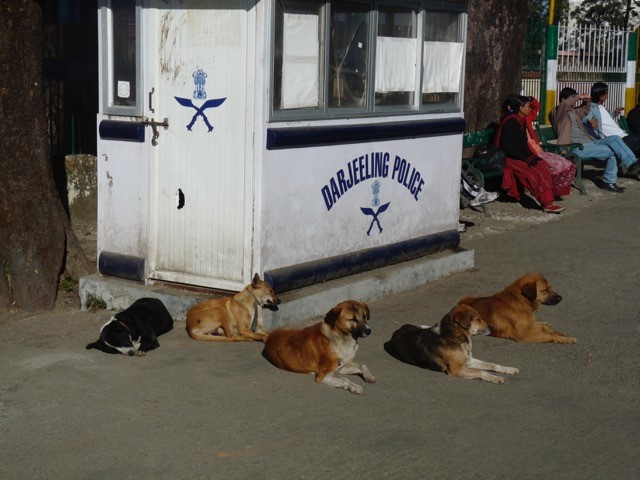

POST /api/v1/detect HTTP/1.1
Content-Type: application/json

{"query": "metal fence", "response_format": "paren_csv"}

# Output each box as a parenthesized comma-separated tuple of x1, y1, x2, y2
(521, 22, 631, 119)
(555, 22, 628, 111)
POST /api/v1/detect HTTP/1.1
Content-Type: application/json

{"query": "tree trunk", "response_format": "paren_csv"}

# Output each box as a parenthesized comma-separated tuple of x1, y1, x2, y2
(465, 0, 530, 131)
(0, 0, 91, 310)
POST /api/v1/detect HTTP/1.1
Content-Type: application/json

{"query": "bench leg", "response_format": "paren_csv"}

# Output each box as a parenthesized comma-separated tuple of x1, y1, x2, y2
(571, 157, 587, 194)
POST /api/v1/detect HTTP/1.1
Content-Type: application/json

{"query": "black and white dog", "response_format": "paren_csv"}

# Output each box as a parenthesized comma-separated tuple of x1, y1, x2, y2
(86, 298, 173, 356)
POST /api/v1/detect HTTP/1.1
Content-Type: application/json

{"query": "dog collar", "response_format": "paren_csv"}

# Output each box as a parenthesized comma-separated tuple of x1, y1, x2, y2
(117, 320, 130, 331)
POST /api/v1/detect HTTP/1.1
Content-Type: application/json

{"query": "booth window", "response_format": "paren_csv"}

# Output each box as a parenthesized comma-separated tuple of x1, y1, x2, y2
(328, 2, 370, 109)
(375, 4, 418, 109)
(422, 10, 465, 110)
(271, 0, 467, 120)
(101, 0, 141, 116)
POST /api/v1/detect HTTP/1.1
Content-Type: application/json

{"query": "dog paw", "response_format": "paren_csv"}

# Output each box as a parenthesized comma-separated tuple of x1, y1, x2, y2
(347, 384, 364, 395)
(557, 337, 577, 344)
(484, 375, 505, 384)
(504, 367, 519, 375)
(134, 350, 146, 357)
(363, 374, 376, 384)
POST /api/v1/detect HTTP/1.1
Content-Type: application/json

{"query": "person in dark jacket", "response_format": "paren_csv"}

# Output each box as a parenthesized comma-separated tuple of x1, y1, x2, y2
(495, 95, 564, 213)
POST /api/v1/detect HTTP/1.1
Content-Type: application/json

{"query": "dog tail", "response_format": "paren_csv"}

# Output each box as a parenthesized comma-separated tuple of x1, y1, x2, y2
(86, 341, 99, 350)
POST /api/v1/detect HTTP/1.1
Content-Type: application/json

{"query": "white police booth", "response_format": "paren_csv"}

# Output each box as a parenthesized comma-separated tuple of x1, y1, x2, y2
(96, 0, 470, 301)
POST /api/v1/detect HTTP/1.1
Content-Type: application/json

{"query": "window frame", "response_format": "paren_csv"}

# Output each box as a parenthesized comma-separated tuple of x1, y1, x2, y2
(269, 0, 468, 122)
(100, 0, 143, 117)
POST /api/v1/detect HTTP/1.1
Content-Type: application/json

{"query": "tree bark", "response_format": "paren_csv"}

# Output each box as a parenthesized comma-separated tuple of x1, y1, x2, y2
(465, 0, 530, 131)
(0, 0, 91, 310)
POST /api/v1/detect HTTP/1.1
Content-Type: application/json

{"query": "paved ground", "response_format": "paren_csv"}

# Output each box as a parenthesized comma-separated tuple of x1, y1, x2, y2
(1, 173, 639, 480)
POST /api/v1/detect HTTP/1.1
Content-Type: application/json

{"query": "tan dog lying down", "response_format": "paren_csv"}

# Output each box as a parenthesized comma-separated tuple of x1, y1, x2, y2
(186, 274, 280, 342)
(458, 272, 576, 344)
(263, 300, 376, 394)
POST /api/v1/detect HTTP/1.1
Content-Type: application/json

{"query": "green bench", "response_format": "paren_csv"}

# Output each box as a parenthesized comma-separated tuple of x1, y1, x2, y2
(461, 128, 502, 217)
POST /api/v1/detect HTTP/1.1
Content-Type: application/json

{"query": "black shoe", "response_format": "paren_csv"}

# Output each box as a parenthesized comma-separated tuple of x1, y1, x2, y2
(601, 182, 624, 193)
(627, 161, 640, 176)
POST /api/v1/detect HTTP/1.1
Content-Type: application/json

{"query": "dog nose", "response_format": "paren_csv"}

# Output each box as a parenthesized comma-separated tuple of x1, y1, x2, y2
(362, 326, 372, 337)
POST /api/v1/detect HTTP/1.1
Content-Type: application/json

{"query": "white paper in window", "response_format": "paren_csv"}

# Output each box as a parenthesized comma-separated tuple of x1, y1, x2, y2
(422, 41, 464, 93)
(375, 36, 417, 93)
(282, 13, 320, 109)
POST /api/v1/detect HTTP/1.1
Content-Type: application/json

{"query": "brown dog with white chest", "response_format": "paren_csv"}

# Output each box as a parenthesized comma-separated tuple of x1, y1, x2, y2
(186, 273, 280, 342)
(458, 272, 576, 344)
(263, 300, 375, 394)
(385, 304, 519, 384)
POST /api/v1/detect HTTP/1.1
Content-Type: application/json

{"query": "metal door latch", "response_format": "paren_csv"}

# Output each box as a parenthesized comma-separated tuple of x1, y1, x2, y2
(143, 117, 169, 146)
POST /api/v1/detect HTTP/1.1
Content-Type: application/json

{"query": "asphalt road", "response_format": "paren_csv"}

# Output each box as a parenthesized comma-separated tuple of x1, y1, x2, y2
(1, 177, 639, 480)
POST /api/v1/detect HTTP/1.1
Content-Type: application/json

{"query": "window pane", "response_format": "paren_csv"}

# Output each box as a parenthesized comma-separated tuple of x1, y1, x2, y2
(375, 4, 417, 107)
(328, 2, 370, 108)
(273, 0, 324, 112)
(422, 10, 464, 107)
(111, 0, 136, 108)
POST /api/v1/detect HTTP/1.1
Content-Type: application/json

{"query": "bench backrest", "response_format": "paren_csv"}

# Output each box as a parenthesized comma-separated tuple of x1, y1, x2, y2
(462, 129, 495, 148)
(535, 124, 557, 144)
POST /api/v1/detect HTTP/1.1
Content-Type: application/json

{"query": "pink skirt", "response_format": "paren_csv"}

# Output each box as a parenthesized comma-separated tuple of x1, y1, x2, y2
(538, 151, 577, 197)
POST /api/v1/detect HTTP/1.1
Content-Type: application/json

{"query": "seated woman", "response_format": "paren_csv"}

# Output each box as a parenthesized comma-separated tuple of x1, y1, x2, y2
(524, 97, 577, 198)
(495, 95, 565, 213)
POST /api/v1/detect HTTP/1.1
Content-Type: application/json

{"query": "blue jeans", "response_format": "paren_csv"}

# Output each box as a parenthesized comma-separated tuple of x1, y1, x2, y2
(572, 136, 636, 184)
(595, 136, 637, 168)
(572, 143, 618, 184)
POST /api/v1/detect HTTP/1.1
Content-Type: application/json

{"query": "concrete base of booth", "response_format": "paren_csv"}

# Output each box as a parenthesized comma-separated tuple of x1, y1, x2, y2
(79, 247, 474, 328)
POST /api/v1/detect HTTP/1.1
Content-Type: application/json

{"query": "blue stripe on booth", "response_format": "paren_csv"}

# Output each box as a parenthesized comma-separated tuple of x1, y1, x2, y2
(99, 252, 146, 282)
(99, 120, 146, 142)
(266, 117, 465, 150)
(264, 230, 460, 293)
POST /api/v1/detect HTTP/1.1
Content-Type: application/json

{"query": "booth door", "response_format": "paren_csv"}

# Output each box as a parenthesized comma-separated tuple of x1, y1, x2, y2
(149, 1, 253, 291)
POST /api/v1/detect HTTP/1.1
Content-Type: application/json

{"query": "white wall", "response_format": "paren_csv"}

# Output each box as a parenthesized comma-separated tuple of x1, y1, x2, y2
(96, 115, 151, 259)
(259, 127, 462, 271)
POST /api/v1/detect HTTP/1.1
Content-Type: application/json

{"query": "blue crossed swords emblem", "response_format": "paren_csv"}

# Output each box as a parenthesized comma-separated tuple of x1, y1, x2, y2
(175, 68, 226, 132)
(360, 203, 390, 236)
(174, 97, 226, 132)
(360, 180, 390, 236)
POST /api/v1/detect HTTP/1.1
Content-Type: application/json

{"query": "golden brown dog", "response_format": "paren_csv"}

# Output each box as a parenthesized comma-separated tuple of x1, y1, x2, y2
(263, 300, 375, 394)
(458, 273, 576, 344)
(384, 305, 519, 384)
(186, 273, 280, 342)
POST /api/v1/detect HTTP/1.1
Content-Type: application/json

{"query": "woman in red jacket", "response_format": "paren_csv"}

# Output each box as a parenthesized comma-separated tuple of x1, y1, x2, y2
(495, 95, 566, 213)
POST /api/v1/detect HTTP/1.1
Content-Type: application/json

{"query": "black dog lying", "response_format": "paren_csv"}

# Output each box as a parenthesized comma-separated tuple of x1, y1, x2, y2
(86, 298, 173, 356)
(384, 305, 519, 384)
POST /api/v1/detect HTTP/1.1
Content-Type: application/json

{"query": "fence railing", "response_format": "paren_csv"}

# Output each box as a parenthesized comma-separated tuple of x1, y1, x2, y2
(557, 22, 628, 74)
(521, 22, 633, 120)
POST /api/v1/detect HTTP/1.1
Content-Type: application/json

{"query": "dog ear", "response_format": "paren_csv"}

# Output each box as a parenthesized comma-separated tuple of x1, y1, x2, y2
(252, 273, 261, 287)
(355, 301, 370, 321)
(451, 309, 472, 330)
(363, 303, 370, 321)
(521, 281, 538, 303)
(324, 306, 341, 327)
